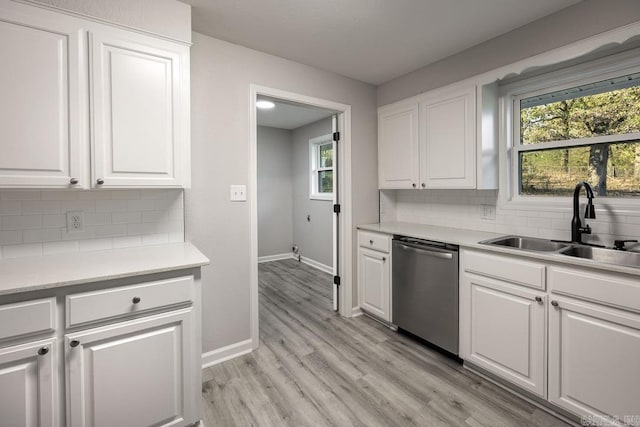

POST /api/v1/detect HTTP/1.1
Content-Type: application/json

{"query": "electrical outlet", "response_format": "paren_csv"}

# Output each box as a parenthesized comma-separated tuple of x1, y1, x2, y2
(66, 211, 84, 232)
(480, 204, 496, 220)
(230, 185, 247, 202)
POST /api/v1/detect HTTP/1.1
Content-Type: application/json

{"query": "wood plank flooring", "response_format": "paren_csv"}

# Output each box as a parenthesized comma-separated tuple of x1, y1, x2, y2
(202, 259, 569, 427)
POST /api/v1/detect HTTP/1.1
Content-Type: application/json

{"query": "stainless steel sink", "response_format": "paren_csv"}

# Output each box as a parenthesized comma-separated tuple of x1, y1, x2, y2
(480, 235, 571, 252)
(559, 245, 640, 268)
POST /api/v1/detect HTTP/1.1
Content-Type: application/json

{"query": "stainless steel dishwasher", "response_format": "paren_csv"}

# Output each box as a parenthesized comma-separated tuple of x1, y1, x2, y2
(392, 236, 459, 355)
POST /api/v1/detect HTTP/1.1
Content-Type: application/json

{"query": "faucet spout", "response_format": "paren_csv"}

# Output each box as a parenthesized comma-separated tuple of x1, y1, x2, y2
(571, 181, 596, 244)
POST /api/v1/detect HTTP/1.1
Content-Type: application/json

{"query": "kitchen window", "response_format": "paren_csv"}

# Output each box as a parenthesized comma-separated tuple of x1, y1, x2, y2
(505, 50, 640, 202)
(309, 134, 334, 200)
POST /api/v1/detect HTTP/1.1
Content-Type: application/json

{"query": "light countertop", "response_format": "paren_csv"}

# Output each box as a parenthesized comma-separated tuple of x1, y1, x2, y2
(0, 242, 209, 296)
(358, 222, 640, 277)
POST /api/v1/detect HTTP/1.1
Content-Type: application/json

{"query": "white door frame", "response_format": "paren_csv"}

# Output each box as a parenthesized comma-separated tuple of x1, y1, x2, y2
(249, 84, 353, 350)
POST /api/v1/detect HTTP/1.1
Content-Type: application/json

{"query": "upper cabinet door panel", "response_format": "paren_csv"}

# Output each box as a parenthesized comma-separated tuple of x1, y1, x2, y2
(421, 85, 476, 188)
(91, 29, 189, 188)
(378, 103, 419, 189)
(0, 3, 85, 187)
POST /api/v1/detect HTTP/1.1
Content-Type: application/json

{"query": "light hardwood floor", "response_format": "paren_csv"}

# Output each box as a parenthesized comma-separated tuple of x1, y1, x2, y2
(202, 259, 570, 427)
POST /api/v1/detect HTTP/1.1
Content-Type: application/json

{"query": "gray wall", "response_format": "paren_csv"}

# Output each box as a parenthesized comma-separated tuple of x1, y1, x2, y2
(27, 0, 191, 42)
(378, 0, 640, 106)
(292, 118, 333, 268)
(257, 126, 293, 258)
(187, 33, 378, 354)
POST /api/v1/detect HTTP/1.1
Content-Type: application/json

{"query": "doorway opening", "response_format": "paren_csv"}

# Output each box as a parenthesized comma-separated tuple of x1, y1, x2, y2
(249, 85, 353, 350)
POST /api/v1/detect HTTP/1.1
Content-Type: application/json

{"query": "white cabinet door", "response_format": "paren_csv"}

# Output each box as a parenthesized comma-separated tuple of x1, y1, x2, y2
(378, 102, 420, 189)
(66, 308, 195, 427)
(0, 339, 57, 427)
(420, 85, 476, 188)
(549, 297, 640, 424)
(0, 3, 85, 188)
(358, 247, 390, 321)
(460, 274, 546, 397)
(91, 28, 190, 188)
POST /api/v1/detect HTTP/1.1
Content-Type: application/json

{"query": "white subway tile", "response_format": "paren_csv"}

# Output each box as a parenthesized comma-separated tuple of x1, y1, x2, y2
(112, 235, 142, 249)
(85, 212, 112, 226)
(0, 200, 21, 215)
(42, 214, 66, 228)
(61, 226, 96, 241)
(78, 191, 113, 200)
(169, 232, 184, 243)
(94, 224, 127, 237)
(0, 230, 23, 245)
(41, 191, 78, 201)
(22, 200, 61, 214)
(43, 240, 79, 255)
(127, 199, 155, 212)
(142, 233, 169, 246)
(112, 212, 142, 224)
(61, 200, 96, 213)
(2, 243, 43, 258)
(111, 190, 141, 200)
(127, 223, 156, 235)
(79, 238, 113, 252)
(23, 228, 61, 243)
(96, 199, 128, 212)
(1, 215, 42, 230)
(1, 191, 41, 200)
(156, 221, 183, 233)
(142, 211, 168, 223)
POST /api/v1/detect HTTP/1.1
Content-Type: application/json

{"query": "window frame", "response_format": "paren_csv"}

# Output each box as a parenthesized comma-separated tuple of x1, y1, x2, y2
(309, 133, 334, 201)
(499, 47, 640, 214)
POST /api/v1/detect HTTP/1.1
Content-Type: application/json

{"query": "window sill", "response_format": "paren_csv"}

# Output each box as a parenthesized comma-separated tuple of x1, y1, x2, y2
(310, 194, 333, 201)
(499, 194, 640, 217)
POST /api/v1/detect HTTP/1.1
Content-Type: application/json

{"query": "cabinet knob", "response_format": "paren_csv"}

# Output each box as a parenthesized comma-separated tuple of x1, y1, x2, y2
(70, 340, 80, 348)
(535, 296, 543, 304)
(70, 178, 79, 185)
(369, 240, 374, 245)
(37, 346, 49, 356)
(132, 296, 141, 304)
(96, 178, 104, 185)
(421, 183, 425, 188)
(412, 183, 416, 188)
(551, 300, 559, 307)
(382, 257, 386, 262)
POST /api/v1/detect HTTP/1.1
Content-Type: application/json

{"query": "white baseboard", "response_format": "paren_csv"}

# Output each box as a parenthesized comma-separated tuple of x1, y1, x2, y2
(258, 253, 294, 263)
(351, 306, 363, 317)
(300, 256, 333, 274)
(201, 339, 253, 369)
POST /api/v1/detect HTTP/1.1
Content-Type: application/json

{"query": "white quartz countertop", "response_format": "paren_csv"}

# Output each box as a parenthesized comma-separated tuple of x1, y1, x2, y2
(358, 222, 640, 277)
(0, 242, 210, 296)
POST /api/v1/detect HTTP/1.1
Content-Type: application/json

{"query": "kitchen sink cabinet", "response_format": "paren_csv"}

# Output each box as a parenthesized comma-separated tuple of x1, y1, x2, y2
(0, 0, 191, 189)
(358, 231, 391, 322)
(66, 308, 195, 427)
(377, 83, 477, 190)
(0, 338, 57, 427)
(548, 297, 640, 425)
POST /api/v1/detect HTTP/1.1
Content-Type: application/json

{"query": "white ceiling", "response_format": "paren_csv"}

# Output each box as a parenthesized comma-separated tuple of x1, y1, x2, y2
(181, 0, 582, 85)
(257, 97, 337, 130)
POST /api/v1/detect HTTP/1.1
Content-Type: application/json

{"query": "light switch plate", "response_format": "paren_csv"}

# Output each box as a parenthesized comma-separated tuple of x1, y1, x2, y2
(230, 185, 247, 202)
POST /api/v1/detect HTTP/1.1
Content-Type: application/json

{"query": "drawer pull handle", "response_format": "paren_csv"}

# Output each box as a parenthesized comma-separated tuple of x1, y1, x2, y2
(551, 300, 559, 307)
(96, 178, 105, 185)
(132, 296, 141, 304)
(70, 178, 78, 185)
(70, 340, 80, 348)
(412, 183, 416, 188)
(369, 240, 374, 245)
(37, 347, 49, 356)
(535, 296, 543, 304)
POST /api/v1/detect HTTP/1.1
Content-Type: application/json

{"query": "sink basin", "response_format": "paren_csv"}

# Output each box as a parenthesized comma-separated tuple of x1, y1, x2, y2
(559, 246, 640, 268)
(480, 235, 570, 252)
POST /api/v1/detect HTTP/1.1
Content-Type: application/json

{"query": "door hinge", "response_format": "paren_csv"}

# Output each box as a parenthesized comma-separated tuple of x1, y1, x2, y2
(333, 204, 341, 214)
(333, 131, 340, 142)
(333, 275, 341, 286)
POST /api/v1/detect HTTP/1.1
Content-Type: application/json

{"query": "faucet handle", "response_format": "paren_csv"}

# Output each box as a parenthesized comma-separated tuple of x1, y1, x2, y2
(580, 224, 592, 235)
(613, 239, 638, 251)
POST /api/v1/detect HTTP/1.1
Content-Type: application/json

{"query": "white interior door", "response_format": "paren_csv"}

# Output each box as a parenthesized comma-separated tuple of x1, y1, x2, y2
(332, 114, 340, 312)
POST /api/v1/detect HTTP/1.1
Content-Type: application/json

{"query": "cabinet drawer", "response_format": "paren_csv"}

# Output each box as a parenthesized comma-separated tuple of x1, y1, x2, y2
(0, 298, 56, 342)
(358, 231, 390, 253)
(549, 266, 640, 313)
(66, 276, 194, 327)
(463, 250, 545, 290)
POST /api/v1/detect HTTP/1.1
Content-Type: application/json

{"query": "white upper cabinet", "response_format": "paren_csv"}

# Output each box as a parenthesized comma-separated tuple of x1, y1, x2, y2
(0, 3, 85, 188)
(377, 83, 478, 190)
(0, 1, 191, 189)
(91, 29, 190, 188)
(420, 85, 476, 188)
(378, 102, 419, 189)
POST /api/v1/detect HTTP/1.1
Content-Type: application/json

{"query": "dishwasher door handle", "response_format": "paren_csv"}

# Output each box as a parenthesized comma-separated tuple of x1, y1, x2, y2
(397, 243, 453, 260)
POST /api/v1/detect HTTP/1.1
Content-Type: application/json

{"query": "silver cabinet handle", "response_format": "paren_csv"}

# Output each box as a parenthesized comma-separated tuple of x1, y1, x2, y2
(551, 300, 559, 307)
(96, 178, 104, 185)
(412, 183, 416, 188)
(421, 183, 425, 188)
(535, 296, 543, 304)
(37, 347, 49, 356)
(70, 340, 80, 348)
(70, 178, 78, 185)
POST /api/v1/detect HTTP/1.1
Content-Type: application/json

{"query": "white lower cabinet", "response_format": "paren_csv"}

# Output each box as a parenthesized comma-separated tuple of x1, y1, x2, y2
(357, 231, 391, 322)
(66, 308, 195, 427)
(461, 273, 546, 397)
(0, 338, 57, 427)
(549, 297, 640, 425)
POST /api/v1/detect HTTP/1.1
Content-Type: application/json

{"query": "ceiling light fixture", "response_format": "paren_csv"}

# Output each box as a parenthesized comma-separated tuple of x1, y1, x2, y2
(256, 100, 275, 109)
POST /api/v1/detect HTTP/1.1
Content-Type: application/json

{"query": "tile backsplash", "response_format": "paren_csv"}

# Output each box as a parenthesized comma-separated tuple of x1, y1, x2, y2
(0, 189, 184, 259)
(381, 189, 640, 248)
